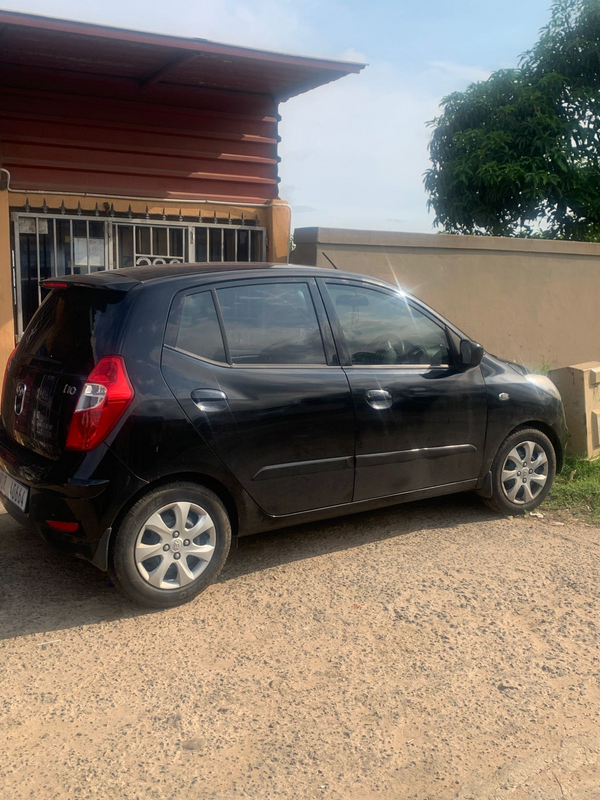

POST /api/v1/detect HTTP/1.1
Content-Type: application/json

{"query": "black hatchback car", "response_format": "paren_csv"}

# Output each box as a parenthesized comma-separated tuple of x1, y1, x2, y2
(0, 264, 566, 607)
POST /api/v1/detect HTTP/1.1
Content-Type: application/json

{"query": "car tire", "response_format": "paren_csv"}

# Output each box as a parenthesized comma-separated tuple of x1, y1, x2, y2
(109, 481, 232, 609)
(485, 427, 556, 515)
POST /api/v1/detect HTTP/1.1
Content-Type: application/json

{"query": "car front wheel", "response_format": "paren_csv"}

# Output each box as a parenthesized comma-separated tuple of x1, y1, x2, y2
(485, 427, 556, 515)
(110, 481, 232, 608)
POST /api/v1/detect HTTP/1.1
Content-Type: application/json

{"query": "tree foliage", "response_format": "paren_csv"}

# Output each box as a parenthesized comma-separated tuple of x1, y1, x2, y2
(425, 0, 600, 239)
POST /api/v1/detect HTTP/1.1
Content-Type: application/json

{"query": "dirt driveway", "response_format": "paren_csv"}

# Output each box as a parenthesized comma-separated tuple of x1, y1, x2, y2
(1, 495, 599, 799)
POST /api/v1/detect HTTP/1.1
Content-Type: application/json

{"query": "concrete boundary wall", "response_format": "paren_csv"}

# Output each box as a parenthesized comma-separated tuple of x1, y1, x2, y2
(292, 227, 600, 369)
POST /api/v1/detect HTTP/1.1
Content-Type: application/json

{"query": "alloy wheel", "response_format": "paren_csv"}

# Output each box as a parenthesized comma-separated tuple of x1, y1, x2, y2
(501, 440, 548, 505)
(134, 501, 216, 589)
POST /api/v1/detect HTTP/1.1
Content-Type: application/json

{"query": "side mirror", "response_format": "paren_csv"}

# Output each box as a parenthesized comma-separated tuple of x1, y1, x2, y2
(459, 339, 484, 369)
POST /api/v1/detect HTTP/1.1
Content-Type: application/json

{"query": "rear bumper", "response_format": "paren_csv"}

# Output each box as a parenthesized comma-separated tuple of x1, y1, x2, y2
(1, 496, 100, 562)
(0, 426, 146, 568)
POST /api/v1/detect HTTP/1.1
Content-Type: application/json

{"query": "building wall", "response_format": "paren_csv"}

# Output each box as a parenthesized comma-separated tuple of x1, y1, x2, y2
(292, 227, 600, 370)
(0, 68, 280, 203)
(0, 190, 13, 376)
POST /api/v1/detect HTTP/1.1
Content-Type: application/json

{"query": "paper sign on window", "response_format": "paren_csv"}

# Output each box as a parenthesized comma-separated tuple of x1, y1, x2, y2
(74, 237, 105, 267)
(19, 218, 48, 235)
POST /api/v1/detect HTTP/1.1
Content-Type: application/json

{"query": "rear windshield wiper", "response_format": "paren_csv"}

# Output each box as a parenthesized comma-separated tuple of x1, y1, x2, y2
(27, 354, 64, 366)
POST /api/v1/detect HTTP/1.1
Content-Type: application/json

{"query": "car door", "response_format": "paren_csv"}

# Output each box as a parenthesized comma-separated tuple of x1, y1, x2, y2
(318, 278, 487, 502)
(161, 277, 355, 516)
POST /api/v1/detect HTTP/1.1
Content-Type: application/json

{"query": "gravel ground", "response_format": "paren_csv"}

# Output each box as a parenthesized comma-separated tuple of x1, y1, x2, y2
(1, 495, 600, 800)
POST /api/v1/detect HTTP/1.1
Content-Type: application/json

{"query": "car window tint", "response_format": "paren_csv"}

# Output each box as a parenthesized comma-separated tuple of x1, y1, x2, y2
(216, 283, 326, 365)
(327, 284, 450, 366)
(175, 291, 227, 363)
(18, 288, 124, 374)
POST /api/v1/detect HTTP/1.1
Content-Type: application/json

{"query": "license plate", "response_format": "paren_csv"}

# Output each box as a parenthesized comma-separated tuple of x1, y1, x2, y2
(0, 467, 29, 513)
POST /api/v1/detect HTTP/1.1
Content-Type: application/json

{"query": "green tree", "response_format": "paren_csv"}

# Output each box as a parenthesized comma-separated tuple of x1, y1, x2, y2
(425, 0, 600, 240)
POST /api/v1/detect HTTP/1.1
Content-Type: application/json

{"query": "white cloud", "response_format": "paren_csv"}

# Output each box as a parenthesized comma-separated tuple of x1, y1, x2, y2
(280, 61, 448, 234)
(171, 0, 307, 51)
(278, 50, 490, 233)
(426, 60, 491, 85)
(339, 47, 369, 64)
(5, 0, 309, 51)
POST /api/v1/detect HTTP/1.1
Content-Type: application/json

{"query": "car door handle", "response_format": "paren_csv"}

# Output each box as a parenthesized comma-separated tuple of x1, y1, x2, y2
(190, 389, 228, 412)
(365, 389, 393, 410)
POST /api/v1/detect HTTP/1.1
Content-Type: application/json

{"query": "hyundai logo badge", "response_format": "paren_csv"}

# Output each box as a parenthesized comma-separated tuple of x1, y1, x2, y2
(14, 382, 27, 415)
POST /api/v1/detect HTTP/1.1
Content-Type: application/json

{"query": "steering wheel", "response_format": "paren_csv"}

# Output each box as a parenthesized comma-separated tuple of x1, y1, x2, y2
(397, 339, 429, 365)
(352, 336, 429, 365)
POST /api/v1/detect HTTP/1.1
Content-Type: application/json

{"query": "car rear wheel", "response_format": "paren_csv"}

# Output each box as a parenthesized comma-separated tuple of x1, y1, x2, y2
(110, 481, 231, 608)
(485, 427, 556, 515)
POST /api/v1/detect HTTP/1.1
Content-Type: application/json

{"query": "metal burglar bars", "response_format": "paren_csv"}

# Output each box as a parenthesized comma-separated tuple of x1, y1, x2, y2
(12, 207, 266, 335)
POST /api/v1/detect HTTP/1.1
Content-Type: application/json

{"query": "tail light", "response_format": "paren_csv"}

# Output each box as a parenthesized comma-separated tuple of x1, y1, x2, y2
(1, 345, 18, 405)
(66, 356, 134, 451)
(43, 281, 68, 290)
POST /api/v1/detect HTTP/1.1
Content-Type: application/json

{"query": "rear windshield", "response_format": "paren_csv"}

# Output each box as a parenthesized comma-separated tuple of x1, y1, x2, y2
(19, 288, 126, 374)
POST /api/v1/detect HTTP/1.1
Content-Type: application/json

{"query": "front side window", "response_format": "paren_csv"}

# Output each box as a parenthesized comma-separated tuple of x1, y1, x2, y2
(173, 291, 227, 363)
(327, 283, 450, 366)
(216, 282, 326, 365)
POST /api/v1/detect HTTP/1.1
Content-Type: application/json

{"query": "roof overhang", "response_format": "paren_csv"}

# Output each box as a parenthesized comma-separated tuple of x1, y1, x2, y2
(0, 10, 366, 101)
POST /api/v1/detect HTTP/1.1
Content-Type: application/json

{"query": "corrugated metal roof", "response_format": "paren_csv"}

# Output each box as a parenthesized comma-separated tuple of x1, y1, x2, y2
(0, 10, 366, 101)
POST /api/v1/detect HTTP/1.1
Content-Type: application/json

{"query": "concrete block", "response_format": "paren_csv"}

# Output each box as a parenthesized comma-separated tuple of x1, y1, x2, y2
(549, 362, 600, 458)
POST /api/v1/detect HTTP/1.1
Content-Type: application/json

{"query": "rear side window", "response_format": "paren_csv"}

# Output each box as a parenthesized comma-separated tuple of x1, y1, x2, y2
(173, 292, 226, 363)
(18, 288, 124, 374)
(216, 283, 326, 365)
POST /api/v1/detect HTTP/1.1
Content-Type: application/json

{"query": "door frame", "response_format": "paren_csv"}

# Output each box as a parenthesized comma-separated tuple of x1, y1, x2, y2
(315, 275, 487, 501)
(315, 275, 460, 370)
(159, 274, 356, 515)
(165, 275, 342, 369)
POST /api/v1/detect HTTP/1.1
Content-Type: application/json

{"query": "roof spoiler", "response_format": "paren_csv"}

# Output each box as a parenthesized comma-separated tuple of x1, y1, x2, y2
(40, 273, 139, 292)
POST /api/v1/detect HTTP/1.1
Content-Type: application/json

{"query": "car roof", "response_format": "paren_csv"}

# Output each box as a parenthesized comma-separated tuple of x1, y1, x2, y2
(111, 262, 332, 283)
(49, 262, 401, 292)
(45, 262, 471, 340)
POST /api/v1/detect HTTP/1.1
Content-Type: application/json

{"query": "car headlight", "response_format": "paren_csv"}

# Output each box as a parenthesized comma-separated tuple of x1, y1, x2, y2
(525, 373, 562, 401)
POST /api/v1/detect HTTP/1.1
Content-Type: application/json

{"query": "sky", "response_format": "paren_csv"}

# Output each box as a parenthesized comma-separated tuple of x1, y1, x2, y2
(6, 0, 555, 233)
